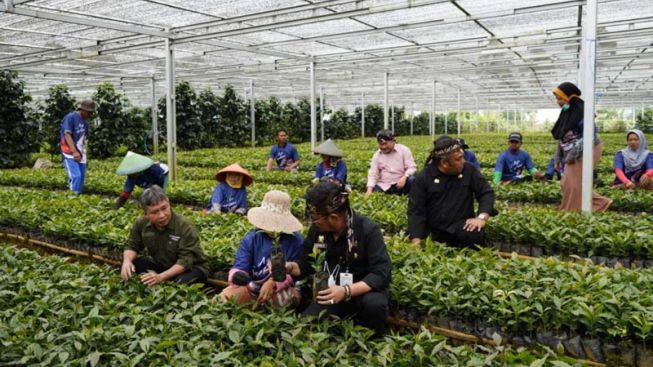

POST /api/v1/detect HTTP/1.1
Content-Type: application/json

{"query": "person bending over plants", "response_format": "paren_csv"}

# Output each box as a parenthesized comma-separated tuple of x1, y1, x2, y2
(114, 151, 169, 209)
(408, 135, 496, 249)
(219, 190, 303, 307)
(293, 181, 392, 336)
(121, 185, 209, 286)
(204, 163, 252, 215)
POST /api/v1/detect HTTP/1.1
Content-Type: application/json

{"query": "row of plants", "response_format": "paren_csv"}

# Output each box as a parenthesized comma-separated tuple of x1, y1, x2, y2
(2, 169, 652, 263)
(390, 241, 653, 365)
(4, 186, 653, 350)
(1, 245, 578, 366)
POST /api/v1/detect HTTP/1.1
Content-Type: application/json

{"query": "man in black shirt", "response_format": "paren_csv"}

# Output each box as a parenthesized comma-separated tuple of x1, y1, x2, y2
(408, 135, 495, 249)
(286, 181, 392, 335)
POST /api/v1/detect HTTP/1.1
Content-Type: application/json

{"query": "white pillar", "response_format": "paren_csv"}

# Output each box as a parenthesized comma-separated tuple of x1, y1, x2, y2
(320, 86, 324, 141)
(580, 0, 598, 214)
(391, 103, 395, 133)
(410, 102, 414, 136)
(384, 72, 389, 130)
(250, 80, 255, 147)
(361, 92, 365, 138)
(310, 61, 316, 151)
(165, 36, 176, 183)
(431, 80, 436, 140)
(457, 88, 461, 136)
(150, 77, 158, 155)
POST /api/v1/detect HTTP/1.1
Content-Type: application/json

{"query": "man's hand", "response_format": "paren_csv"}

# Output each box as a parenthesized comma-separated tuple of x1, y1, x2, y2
(316, 285, 346, 305)
(534, 171, 545, 180)
(365, 187, 373, 199)
(140, 272, 163, 286)
(120, 260, 135, 281)
(463, 218, 486, 232)
(257, 278, 276, 303)
(554, 162, 561, 172)
(641, 175, 651, 186)
(411, 237, 422, 249)
(396, 176, 408, 189)
(72, 151, 82, 162)
(624, 181, 636, 189)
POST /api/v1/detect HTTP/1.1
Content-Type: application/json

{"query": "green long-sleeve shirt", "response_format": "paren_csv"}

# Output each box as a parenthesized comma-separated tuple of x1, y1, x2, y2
(126, 212, 209, 277)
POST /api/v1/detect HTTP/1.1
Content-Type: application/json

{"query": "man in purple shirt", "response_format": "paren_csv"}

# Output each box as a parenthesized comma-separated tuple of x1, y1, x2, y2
(365, 130, 417, 198)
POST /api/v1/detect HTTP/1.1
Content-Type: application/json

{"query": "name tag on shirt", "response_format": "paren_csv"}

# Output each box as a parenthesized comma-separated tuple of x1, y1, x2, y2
(168, 235, 180, 242)
(340, 272, 353, 286)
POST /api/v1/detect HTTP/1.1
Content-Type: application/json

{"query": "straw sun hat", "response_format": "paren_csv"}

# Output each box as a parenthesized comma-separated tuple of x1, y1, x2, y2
(247, 190, 302, 234)
(215, 163, 253, 186)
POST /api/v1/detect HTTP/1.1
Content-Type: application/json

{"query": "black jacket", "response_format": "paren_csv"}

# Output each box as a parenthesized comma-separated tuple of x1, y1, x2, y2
(297, 212, 391, 292)
(407, 162, 495, 239)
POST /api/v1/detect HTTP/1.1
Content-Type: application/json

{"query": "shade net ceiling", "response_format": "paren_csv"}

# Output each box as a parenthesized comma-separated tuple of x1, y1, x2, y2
(1, 0, 652, 111)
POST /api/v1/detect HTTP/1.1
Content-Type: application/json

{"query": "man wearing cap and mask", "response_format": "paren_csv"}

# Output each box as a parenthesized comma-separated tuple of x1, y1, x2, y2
(493, 132, 542, 184)
(408, 135, 495, 249)
(457, 138, 480, 169)
(114, 151, 169, 209)
(365, 130, 417, 198)
(60, 99, 94, 194)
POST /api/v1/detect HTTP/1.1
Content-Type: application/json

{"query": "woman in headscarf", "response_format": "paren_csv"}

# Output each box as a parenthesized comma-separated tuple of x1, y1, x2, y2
(551, 82, 612, 212)
(613, 129, 653, 190)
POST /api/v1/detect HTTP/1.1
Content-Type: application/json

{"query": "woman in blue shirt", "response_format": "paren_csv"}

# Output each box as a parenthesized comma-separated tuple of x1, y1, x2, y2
(613, 129, 653, 190)
(313, 139, 348, 186)
(219, 190, 303, 307)
(205, 163, 252, 215)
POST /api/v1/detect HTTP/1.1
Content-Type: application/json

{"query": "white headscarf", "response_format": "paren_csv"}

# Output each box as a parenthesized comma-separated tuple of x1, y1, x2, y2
(622, 129, 650, 171)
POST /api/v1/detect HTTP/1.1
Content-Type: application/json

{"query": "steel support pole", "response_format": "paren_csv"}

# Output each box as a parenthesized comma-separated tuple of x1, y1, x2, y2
(150, 77, 158, 155)
(391, 103, 395, 133)
(250, 80, 255, 147)
(384, 72, 389, 130)
(320, 86, 324, 141)
(165, 36, 176, 183)
(431, 80, 436, 141)
(361, 92, 365, 138)
(410, 102, 414, 136)
(581, 0, 598, 214)
(310, 61, 316, 151)
(457, 88, 461, 136)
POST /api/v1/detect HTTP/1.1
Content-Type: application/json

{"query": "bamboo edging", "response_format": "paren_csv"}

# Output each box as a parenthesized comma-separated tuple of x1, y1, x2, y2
(0, 230, 605, 367)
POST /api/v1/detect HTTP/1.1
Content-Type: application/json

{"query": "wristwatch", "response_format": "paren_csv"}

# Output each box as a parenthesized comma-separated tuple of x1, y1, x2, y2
(477, 213, 489, 221)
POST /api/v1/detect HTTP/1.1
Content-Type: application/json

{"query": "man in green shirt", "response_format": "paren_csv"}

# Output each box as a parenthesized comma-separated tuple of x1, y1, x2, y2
(121, 185, 209, 285)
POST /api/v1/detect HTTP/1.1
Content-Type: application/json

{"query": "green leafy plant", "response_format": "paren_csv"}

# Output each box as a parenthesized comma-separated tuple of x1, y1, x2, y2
(0, 70, 40, 168)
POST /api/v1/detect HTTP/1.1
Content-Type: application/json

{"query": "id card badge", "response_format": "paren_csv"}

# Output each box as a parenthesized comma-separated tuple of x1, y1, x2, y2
(339, 272, 353, 286)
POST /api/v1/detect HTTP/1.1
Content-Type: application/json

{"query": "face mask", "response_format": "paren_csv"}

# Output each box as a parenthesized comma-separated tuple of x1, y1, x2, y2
(226, 174, 243, 189)
(562, 103, 570, 112)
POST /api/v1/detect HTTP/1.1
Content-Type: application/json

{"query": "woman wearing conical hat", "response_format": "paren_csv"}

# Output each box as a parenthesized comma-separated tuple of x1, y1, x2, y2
(114, 151, 169, 209)
(205, 163, 253, 215)
(313, 139, 348, 186)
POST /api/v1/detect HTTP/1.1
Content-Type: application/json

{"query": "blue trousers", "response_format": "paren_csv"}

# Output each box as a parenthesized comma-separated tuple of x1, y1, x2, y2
(63, 158, 86, 194)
